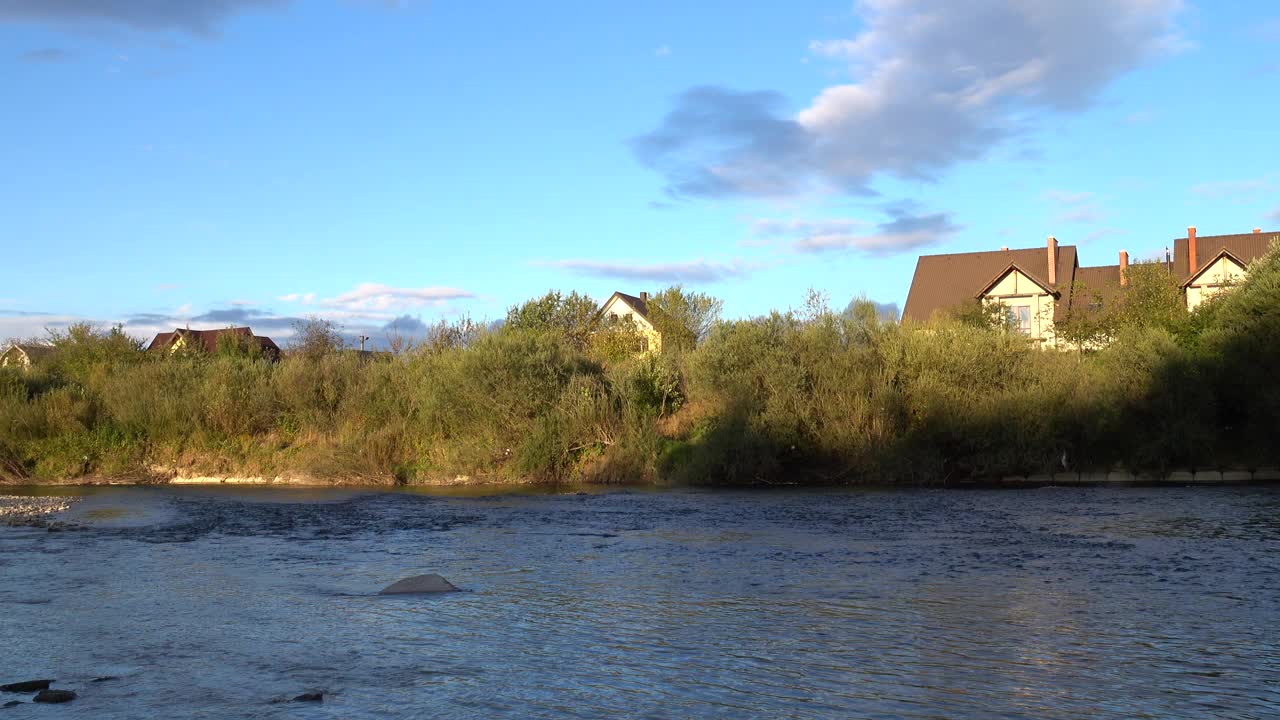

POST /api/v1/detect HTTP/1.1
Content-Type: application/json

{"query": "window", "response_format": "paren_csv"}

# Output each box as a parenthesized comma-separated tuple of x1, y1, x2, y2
(1012, 305, 1032, 335)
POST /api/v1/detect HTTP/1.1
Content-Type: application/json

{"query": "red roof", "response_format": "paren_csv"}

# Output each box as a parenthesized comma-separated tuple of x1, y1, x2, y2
(148, 327, 280, 356)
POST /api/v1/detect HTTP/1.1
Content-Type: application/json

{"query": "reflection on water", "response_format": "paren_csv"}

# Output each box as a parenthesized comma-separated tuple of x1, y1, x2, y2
(1, 486, 1278, 719)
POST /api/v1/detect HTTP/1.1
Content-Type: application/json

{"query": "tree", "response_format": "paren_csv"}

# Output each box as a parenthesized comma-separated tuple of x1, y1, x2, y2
(646, 285, 723, 353)
(45, 322, 144, 377)
(290, 317, 344, 360)
(1112, 261, 1186, 334)
(504, 291, 599, 349)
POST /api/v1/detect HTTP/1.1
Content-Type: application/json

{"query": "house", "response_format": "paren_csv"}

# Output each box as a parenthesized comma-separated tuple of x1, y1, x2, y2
(1174, 227, 1274, 310)
(903, 236, 1078, 343)
(903, 227, 1278, 341)
(147, 327, 281, 360)
(596, 291, 662, 352)
(0, 343, 54, 370)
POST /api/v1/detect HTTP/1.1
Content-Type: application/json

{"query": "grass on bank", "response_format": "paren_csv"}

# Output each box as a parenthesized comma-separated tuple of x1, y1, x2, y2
(2, 244, 1278, 485)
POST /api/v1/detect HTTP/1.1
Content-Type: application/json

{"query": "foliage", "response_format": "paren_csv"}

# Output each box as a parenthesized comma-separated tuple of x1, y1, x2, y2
(645, 285, 723, 354)
(505, 291, 599, 350)
(1, 253, 1277, 485)
(289, 317, 345, 360)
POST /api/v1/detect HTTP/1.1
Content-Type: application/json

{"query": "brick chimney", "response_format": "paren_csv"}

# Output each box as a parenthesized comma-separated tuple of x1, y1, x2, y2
(1046, 236, 1058, 286)
(1119, 250, 1129, 286)
(1187, 226, 1198, 274)
(639, 291, 649, 303)
(1255, 228, 1262, 234)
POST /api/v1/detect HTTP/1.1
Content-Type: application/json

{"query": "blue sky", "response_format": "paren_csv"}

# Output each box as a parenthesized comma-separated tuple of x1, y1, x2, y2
(2, 1, 1278, 344)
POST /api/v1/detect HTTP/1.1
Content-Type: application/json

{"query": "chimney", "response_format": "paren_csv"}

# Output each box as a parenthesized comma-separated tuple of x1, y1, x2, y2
(1046, 236, 1058, 286)
(1255, 228, 1262, 234)
(1187, 226, 1198, 273)
(639, 292, 648, 303)
(1119, 250, 1129, 286)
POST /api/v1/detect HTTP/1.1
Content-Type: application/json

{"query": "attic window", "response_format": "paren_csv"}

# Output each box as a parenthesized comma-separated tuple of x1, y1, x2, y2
(1012, 305, 1032, 335)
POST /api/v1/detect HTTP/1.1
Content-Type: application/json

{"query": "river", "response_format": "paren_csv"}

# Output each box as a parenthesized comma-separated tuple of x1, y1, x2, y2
(1, 485, 1277, 718)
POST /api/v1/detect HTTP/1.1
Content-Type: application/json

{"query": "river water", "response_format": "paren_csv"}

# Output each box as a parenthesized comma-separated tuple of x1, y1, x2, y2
(1, 485, 1277, 719)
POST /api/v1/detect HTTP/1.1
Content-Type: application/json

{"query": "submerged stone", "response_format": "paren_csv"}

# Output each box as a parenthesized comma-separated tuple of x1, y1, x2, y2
(292, 692, 324, 703)
(0, 680, 52, 693)
(2, 701, 22, 709)
(378, 574, 459, 594)
(33, 689, 76, 704)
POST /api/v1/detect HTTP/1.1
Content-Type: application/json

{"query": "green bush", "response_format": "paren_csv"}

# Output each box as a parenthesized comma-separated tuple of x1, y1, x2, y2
(2, 251, 1277, 484)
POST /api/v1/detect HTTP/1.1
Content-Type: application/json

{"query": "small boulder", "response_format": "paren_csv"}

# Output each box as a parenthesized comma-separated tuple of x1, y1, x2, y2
(378, 574, 459, 594)
(291, 692, 324, 703)
(33, 690, 76, 704)
(2, 701, 23, 709)
(90, 676, 118, 683)
(0, 680, 52, 693)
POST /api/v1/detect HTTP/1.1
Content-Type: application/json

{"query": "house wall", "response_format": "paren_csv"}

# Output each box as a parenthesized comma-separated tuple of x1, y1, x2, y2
(0, 348, 28, 369)
(981, 270, 1057, 343)
(599, 296, 662, 352)
(1186, 257, 1247, 311)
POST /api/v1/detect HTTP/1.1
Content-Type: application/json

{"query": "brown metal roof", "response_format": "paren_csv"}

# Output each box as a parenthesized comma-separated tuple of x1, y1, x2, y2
(902, 244, 1078, 323)
(1172, 231, 1278, 281)
(148, 327, 280, 355)
(13, 343, 55, 361)
(601, 292, 651, 321)
(1070, 265, 1125, 312)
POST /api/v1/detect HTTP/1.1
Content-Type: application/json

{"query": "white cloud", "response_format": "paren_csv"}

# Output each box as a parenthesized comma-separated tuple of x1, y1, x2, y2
(750, 218, 869, 238)
(1189, 177, 1276, 200)
(541, 259, 756, 283)
(791, 210, 961, 255)
(750, 207, 960, 255)
(1044, 189, 1106, 225)
(318, 283, 476, 312)
(635, 0, 1183, 199)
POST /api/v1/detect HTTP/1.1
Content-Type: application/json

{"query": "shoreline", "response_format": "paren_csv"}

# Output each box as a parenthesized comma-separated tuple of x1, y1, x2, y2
(3, 467, 1278, 489)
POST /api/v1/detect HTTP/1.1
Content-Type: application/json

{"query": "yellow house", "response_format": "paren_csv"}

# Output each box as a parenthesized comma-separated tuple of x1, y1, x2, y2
(1176, 227, 1273, 311)
(904, 227, 1277, 344)
(147, 327, 281, 360)
(596, 291, 662, 353)
(904, 236, 1077, 345)
(0, 343, 54, 370)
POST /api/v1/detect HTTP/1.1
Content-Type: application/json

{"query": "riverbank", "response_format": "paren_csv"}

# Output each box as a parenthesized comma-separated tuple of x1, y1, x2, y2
(5, 467, 1280, 488)
(3, 246, 1278, 487)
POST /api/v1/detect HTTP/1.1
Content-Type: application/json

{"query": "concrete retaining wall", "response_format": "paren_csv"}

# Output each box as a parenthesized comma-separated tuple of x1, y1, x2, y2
(998, 468, 1280, 486)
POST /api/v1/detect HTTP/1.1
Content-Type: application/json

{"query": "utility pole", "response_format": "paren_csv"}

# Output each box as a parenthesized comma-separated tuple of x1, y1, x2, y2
(358, 335, 370, 352)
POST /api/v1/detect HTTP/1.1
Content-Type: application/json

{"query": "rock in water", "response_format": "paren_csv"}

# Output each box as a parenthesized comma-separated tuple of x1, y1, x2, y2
(0, 680, 52, 693)
(291, 692, 324, 703)
(2, 700, 23, 709)
(378, 573, 459, 594)
(33, 690, 76, 704)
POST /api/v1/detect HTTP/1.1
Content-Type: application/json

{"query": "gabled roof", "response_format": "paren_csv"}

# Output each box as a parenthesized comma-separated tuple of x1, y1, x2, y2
(1182, 248, 1250, 287)
(972, 262, 1058, 299)
(903, 244, 1078, 323)
(598, 292, 651, 321)
(148, 327, 280, 354)
(1173, 231, 1277, 281)
(5, 343, 55, 361)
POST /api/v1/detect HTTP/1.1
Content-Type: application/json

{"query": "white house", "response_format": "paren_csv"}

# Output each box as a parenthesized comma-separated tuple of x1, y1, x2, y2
(597, 291, 662, 352)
